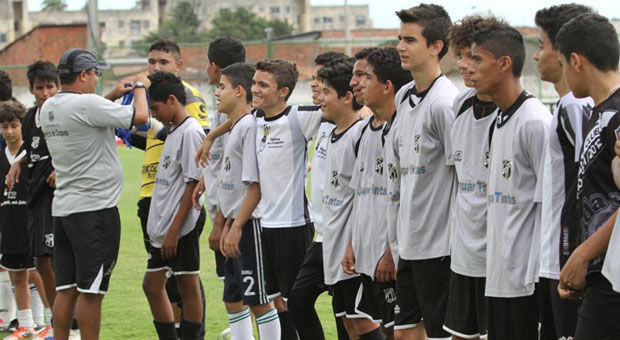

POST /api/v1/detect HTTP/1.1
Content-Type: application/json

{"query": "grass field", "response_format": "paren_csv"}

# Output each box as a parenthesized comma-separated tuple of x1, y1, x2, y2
(99, 146, 336, 339)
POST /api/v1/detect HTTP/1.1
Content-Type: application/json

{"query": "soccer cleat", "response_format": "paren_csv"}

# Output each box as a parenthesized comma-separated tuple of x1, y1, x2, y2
(33, 326, 52, 340)
(3, 327, 35, 340)
(6, 320, 17, 333)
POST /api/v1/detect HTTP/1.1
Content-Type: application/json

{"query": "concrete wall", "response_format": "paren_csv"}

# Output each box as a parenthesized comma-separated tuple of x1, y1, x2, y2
(310, 5, 372, 31)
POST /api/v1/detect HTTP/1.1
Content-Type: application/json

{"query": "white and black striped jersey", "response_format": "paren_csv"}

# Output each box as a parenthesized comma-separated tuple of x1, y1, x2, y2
(485, 91, 551, 298)
(576, 88, 620, 272)
(395, 76, 459, 260)
(310, 120, 335, 242)
(322, 119, 364, 285)
(350, 115, 388, 279)
(540, 92, 592, 280)
(254, 105, 322, 228)
(217, 113, 261, 220)
(450, 88, 498, 278)
(203, 109, 228, 219)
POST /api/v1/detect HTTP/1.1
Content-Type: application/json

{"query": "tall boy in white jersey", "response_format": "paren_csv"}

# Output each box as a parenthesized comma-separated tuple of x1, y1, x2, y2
(197, 59, 322, 339)
(318, 57, 385, 340)
(554, 13, 620, 340)
(143, 72, 206, 340)
(442, 15, 501, 340)
(468, 23, 551, 340)
(533, 5, 594, 340)
(392, 4, 458, 340)
(288, 51, 345, 340)
(344, 48, 412, 337)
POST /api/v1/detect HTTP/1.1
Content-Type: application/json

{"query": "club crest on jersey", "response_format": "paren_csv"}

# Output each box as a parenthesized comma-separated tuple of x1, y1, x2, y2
(161, 155, 171, 169)
(388, 163, 398, 181)
(502, 160, 512, 179)
(31, 136, 40, 149)
(383, 288, 396, 303)
(330, 170, 340, 188)
(44, 233, 54, 248)
(483, 151, 490, 168)
(48, 110, 54, 122)
(413, 135, 420, 153)
(224, 156, 231, 172)
(375, 157, 384, 175)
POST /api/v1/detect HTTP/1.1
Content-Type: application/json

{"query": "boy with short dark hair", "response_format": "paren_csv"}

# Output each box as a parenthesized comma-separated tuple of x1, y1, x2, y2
(555, 13, 620, 340)
(142, 71, 206, 340)
(533, 5, 594, 340)
(392, 4, 458, 340)
(318, 57, 384, 340)
(468, 22, 551, 340)
(350, 48, 378, 119)
(0, 102, 36, 340)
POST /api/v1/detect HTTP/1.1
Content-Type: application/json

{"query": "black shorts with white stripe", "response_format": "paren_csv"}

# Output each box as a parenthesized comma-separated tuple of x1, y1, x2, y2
(223, 218, 270, 306)
(356, 274, 396, 328)
(443, 271, 488, 339)
(0, 254, 35, 271)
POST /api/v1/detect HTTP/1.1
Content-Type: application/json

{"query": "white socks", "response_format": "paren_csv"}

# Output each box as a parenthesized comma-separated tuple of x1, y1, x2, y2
(16, 309, 33, 330)
(227, 308, 253, 340)
(0, 271, 15, 324)
(256, 308, 280, 340)
(30, 284, 45, 327)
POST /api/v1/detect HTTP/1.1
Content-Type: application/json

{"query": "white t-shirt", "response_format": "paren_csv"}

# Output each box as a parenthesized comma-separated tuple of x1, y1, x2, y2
(322, 119, 364, 285)
(40, 92, 134, 217)
(450, 88, 498, 278)
(255, 105, 322, 228)
(217, 114, 261, 220)
(203, 109, 228, 219)
(395, 76, 459, 260)
(310, 120, 335, 242)
(539, 92, 592, 280)
(147, 118, 205, 247)
(485, 91, 551, 298)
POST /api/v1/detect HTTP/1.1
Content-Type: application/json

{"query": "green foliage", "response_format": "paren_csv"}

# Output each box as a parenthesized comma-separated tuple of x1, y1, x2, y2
(41, 0, 67, 11)
(206, 8, 294, 42)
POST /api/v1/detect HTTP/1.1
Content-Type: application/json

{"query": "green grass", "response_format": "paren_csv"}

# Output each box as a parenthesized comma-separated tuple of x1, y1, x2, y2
(100, 146, 336, 339)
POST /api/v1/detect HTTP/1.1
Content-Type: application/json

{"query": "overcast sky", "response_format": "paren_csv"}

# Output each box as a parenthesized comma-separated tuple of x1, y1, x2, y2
(28, 0, 619, 28)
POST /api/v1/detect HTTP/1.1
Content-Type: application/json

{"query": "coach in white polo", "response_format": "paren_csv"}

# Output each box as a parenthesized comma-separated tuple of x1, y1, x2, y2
(40, 48, 149, 340)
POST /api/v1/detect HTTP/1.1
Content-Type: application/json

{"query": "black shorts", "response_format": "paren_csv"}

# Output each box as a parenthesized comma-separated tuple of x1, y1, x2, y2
(356, 274, 396, 327)
(394, 256, 451, 338)
(215, 250, 225, 280)
(54, 207, 121, 294)
(262, 223, 313, 300)
(443, 271, 488, 339)
(574, 272, 620, 340)
(487, 292, 539, 340)
(0, 254, 35, 271)
(137, 197, 151, 253)
(539, 277, 578, 340)
(146, 210, 205, 275)
(223, 219, 270, 306)
(291, 241, 327, 291)
(27, 189, 54, 257)
(332, 276, 364, 319)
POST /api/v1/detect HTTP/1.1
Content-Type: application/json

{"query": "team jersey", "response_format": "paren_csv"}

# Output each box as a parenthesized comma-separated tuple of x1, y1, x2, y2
(395, 76, 459, 260)
(204, 109, 228, 218)
(485, 91, 551, 298)
(450, 88, 498, 278)
(0, 147, 29, 255)
(540, 92, 592, 280)
(139, 80, 210, 199)
(383, 109, 400, 267)
(254, 105, 322, 228)
(322, 119, 364, 285)
(21, 106, 55, 208)
(217, 114, 261, 220)
(576, 88, 620, 272)
(603, 211, 620, 292)
(147, 117, 205, 247)
(310, 120, 335, 242)
(350, 115, 388, 278)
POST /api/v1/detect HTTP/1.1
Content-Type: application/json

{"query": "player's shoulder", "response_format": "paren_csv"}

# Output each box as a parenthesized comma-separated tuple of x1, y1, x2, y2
(521, 94, 551, 122)
(395, 79, 415, 105)
(182, 80, 204, 100)
(429, 76, 459, 105)
(453, 88, 478, 119)
(295, 104, 321, 112)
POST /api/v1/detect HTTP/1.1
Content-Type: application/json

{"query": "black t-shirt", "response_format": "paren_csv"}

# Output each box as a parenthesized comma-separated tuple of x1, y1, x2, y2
(0, 147, 30, 255)
(21, 106, 55, 207)
(577, 88, 620, 271)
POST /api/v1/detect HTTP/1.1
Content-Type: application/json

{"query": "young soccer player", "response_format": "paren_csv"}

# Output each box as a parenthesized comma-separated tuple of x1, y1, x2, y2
(0, 102, 36, 340)
(442, 15, 501, 340)
(392, 5, 458, 340)
(318, 57, 384, 340)
(554, 13, 620, 340)
(534, 5, 594, 340)
(344, 47, 411, 340)
(468, 22, 551, 340)
(216, 62, 281, 340)
(288, 50, 345, 340)
(350, 48, 378, 119)
(143, 72, 206, 340)
(40, 48, 149, 340)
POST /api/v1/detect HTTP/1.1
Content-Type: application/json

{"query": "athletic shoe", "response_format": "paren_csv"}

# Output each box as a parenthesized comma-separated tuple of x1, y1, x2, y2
(68, 329, 79, 340)
(6, 320, 17, 333)
(33, 326, 52, 340)
(3, 327, 35, 339)
(217, 328, 231, 340)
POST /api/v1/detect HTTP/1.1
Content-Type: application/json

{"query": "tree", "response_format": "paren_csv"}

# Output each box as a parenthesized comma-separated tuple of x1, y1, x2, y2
(206, 8, 294, 42)
(138, 1, 207, 49)
(42, 0, 67, 11)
